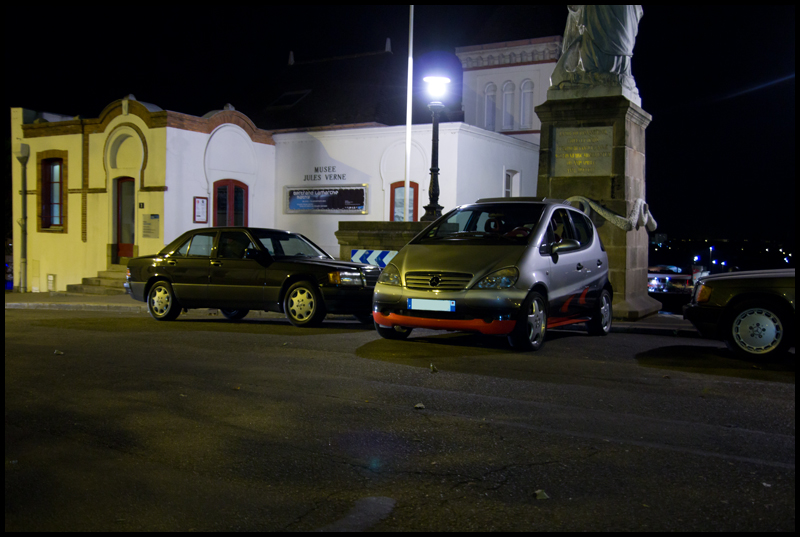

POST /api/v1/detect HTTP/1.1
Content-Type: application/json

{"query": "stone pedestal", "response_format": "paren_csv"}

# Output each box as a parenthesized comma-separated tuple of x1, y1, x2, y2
(334, 221, 428, 261)
(535, 95, 661, 320)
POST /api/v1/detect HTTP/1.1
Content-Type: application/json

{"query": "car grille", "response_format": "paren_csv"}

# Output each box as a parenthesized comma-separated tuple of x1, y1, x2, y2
(362, 267, 381, 287)
(405, 272, 473, 291)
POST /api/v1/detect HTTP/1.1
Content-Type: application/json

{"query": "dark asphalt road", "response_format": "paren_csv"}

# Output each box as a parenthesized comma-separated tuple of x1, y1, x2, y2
(4, 309, 795, 531)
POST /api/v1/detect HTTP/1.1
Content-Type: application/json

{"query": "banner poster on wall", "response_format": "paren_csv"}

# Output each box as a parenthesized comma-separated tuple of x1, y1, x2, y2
(285, 185, 368, 214)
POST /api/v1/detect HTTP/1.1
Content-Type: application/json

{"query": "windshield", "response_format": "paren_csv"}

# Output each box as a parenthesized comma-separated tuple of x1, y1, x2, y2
(415, 203, 546, 245)
(248, 230, 330, 258)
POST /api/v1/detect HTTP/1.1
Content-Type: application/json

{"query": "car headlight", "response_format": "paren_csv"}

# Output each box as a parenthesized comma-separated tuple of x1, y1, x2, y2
(377, 264, 401, 286)
(328, 270, 364, 286)
(475, 267, 519, 289)
(695, 283, 712, 303)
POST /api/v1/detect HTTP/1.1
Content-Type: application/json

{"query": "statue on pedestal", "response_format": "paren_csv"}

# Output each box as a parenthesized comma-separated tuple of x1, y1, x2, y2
(550, 5, 644, 105)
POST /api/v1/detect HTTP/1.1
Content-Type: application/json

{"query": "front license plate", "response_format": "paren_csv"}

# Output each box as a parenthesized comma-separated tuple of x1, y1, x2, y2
(407, 298, 456, 312)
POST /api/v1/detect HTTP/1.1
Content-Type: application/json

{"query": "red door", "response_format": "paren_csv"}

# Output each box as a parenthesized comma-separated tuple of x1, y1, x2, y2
(117, 177, 135, 258)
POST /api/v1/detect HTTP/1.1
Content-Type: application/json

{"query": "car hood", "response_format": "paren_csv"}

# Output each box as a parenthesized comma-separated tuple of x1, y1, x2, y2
(699, 268, 795, 285)
(392, 244, 525, 282)
(276, 256, 375, 271)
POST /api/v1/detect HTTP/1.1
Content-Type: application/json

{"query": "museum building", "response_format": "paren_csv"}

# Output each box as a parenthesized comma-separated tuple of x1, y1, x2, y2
(10, 37, 561, 292)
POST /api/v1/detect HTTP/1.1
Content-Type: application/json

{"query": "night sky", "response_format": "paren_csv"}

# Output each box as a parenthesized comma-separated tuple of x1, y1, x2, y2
(5, 5, 795, 245)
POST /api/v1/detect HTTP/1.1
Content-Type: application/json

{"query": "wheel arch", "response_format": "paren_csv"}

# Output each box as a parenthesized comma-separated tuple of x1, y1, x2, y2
(278, 274, 324, 308)
(527, 282, 549, 309)
(144, 275, 174, 301)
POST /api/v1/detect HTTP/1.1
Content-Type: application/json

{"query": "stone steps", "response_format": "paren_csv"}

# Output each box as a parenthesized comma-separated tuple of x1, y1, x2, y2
(65, 261, 129, 295)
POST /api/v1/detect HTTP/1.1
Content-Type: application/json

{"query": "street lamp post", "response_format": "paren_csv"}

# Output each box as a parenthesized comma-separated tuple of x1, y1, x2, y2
(421, 76, 450, 222)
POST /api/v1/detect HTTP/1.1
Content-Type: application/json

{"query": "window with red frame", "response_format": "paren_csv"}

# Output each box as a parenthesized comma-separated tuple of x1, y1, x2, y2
(41, 158, 63, 228)
(390, 181, 419, 222)
(213, 179, 248, 227)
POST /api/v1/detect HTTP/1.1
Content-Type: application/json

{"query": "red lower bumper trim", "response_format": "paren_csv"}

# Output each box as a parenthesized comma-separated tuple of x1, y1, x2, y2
(373, 312, 516, 335)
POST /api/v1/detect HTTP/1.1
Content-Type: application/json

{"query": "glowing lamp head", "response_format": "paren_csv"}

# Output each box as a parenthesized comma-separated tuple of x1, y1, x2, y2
(424, 76, 450, 98)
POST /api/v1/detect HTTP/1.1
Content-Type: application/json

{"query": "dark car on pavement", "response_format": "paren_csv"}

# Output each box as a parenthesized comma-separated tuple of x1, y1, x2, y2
(683, 268, 795, 358)
(125, 227, 380, 326)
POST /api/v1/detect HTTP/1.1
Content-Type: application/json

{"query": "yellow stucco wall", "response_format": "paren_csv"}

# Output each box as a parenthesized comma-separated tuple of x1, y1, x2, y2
(11, 108, 90, 292)
(10, 104, 169, 292)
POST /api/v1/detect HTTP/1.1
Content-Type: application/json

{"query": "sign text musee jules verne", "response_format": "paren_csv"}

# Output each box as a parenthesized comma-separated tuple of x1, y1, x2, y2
(303, 165, 347, 182)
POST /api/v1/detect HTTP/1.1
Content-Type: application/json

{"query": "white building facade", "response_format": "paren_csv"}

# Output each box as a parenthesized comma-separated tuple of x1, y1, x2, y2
(456, 36, 562, 145)
(273, 122, 537, 255)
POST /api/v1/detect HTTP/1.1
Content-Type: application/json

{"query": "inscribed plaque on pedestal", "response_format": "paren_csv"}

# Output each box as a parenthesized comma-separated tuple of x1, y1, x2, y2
(554, 127, 613, 176)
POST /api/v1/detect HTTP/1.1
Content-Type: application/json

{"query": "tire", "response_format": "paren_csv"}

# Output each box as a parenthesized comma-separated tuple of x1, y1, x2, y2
(587, 289, 613, 336)
(220, 309, 249, 321)
(507, 291, 547, 351)
(147, 281, 181, 321)
(284, 281, 326, 327)
(375, 322, 413, 340)
(725, 301, 791, 358)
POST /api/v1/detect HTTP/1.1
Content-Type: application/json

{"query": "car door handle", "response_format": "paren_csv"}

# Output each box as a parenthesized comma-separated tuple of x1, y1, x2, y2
(576, 263, 584, 271)
(211, 261, 222, 267)
(167, 260, 177, 266)
(597, 260, 603, 267)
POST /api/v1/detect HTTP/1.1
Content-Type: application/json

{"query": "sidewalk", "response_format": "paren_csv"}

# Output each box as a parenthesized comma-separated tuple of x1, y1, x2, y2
(5, 290, 698, 337)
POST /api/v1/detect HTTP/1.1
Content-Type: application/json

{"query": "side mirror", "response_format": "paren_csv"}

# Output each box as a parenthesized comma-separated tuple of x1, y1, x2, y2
(245, 248, 272, 264)
(552, 239, 581, 255)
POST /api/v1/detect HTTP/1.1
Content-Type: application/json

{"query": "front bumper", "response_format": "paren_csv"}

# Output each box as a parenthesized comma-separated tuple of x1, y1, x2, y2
(372, 283, 526, 335)
(125, 281, 146, 302)
(320, 285, 375, 314)
(683, 303, 724, 339)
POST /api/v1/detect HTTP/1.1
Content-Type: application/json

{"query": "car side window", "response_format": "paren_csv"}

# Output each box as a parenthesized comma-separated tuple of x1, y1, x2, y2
(218, 231, 253, 259)
(187, 232, 215, 257)
(277, 236, 320, 257)
(569, 211, 594, 247)
(550, 209, 574, 244)
(173, 239, 190, 257)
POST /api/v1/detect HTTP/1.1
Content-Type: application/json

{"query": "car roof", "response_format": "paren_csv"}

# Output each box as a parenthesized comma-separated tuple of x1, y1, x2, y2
(474, 197, 567, 204)
(698, 268, 795, 284)
(183, 227, 297, 235)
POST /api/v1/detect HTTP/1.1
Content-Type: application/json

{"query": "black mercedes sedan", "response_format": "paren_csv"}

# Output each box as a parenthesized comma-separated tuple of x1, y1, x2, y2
(124, 227, 380, 327)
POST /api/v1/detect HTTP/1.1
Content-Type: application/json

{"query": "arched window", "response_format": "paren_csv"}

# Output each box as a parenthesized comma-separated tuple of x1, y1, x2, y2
(213, 179, 248, 227)
(520, 79, 534, 129)
(390, 181, 419, 221)
(502, 81, 515, 130)
(484, 83, 497, 131)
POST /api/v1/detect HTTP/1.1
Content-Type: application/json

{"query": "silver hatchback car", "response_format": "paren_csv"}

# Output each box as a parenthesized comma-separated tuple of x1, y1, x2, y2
(372, 198, 613, 351)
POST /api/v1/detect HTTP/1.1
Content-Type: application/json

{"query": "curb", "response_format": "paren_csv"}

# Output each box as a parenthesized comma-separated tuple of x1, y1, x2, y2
(5, 303, 148, 313)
